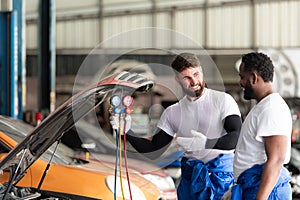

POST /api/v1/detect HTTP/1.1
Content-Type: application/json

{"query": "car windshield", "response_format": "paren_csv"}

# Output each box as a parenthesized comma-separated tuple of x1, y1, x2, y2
(0, 116, 76, 165)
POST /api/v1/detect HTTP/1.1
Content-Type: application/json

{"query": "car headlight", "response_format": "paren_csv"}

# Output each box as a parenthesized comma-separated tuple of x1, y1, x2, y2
(105, 175, 146, 200)
(142, 174, 175, 191)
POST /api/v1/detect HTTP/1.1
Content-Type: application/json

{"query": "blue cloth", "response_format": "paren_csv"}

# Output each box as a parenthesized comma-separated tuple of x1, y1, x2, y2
(231, 164, 292, 200)
(177, 153, 234, 200)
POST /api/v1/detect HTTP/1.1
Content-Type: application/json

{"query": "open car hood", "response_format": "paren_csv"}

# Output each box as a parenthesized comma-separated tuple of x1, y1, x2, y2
(0, 71, 154, 183)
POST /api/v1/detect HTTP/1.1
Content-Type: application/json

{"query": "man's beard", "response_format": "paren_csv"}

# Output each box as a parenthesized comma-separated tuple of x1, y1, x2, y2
(243, 81, 254, 100)
(182, 83, 205, 98)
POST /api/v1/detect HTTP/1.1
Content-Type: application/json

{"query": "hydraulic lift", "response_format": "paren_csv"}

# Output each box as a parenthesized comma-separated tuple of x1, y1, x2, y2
(0, 0, 24, 119)
(0, 0, 55, 121)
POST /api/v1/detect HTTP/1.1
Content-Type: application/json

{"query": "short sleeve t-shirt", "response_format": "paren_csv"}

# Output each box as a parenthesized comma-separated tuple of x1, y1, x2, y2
(157, 89, 241, 163)
(234, 93, 292, 180)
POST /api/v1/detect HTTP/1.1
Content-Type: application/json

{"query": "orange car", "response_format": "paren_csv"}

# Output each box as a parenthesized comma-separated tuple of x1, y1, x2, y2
(0, 72, 163, 199)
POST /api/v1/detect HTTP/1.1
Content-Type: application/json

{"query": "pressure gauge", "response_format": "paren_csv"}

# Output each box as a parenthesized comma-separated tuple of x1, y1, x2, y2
(110, 95, 121, 107)
(122, 95, 134, 107)
(114, 107, 122, 114)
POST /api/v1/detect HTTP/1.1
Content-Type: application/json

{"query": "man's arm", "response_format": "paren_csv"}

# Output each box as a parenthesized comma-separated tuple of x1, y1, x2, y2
(205, 114, 242, 150)
(126, 129, 174, 159)
(255, 135, 288, 199)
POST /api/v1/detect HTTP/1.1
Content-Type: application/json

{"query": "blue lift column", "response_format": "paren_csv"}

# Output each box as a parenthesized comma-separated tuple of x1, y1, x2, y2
(0, 2, 19, 118)
(13, 0, 26, 119)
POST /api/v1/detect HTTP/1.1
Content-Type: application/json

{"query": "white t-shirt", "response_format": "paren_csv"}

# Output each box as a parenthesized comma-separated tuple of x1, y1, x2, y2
(234, 93, 292, 180)
(157, 89, 241, 163)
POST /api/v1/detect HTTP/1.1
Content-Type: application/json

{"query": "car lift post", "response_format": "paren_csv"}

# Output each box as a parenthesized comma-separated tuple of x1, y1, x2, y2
(0, 0, 19, 118)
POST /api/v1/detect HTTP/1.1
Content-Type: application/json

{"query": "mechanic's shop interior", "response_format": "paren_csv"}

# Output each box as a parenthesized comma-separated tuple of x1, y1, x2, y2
(0, 0, 300, 199)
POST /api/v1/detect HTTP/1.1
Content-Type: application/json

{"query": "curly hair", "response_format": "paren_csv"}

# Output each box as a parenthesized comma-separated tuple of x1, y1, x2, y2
(241, 52, 274, 82)
(171, 52, 201, 73)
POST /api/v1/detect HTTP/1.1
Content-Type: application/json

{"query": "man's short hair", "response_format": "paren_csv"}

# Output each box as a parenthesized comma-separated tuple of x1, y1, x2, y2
(171, 52, 201, 73)
(241, 52, 274, 82)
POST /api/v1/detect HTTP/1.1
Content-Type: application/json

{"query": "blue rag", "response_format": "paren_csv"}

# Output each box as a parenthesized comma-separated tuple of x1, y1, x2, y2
(231, 164, 292, 200)
(177, 153, 234, 200)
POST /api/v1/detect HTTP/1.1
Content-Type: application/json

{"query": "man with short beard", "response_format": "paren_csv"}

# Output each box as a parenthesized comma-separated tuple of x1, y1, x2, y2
(110, 52, 242, 200)
(224, 52, 292, 199)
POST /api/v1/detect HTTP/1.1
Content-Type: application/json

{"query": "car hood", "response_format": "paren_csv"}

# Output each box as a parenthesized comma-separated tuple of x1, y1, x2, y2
(0, 71, 154, 183)
(81, 153, 168, 177)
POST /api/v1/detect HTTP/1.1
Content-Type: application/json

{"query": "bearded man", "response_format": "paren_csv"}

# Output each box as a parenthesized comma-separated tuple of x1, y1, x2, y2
(110, 52, 242, 200)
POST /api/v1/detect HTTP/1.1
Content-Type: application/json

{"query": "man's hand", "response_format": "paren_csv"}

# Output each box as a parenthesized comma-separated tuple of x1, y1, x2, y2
(109, 114, 119, 130)
(109, 114, 131, 134)
(176, 130, 207, 151)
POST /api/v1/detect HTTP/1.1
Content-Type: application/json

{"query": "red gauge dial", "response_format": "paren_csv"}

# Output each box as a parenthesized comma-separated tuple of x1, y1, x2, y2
(122, 95, 134, 107)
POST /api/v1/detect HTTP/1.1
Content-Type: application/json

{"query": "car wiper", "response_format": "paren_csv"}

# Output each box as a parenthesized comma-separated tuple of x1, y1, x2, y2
(37, 140, 60, 192)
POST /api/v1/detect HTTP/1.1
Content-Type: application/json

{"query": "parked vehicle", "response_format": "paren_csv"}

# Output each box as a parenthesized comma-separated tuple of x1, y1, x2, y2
(0, 115, 177, 200)
(0, 72, 163, 200)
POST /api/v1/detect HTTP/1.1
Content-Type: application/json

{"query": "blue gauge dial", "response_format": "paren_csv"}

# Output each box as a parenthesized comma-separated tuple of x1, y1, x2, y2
(111, 95, 121, 107)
